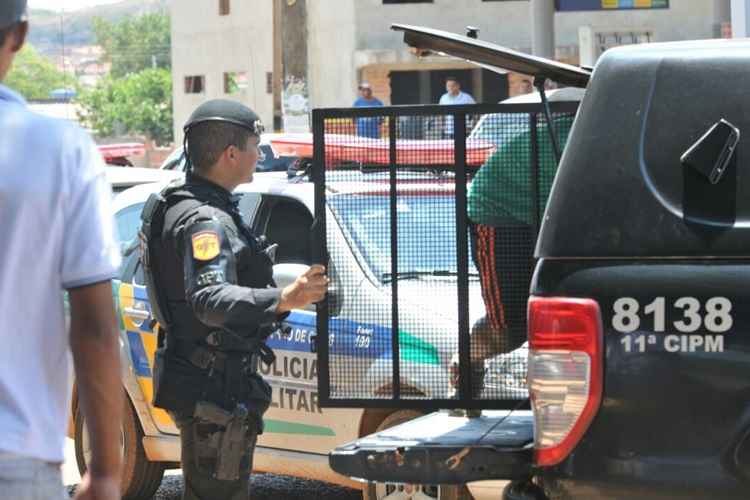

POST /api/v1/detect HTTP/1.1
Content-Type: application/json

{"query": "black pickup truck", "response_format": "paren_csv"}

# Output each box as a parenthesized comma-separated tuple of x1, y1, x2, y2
(327, 25, 750, 500)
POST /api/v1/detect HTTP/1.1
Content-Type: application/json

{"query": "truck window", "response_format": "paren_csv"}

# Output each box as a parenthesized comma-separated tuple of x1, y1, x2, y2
(259, 196, 313, 265)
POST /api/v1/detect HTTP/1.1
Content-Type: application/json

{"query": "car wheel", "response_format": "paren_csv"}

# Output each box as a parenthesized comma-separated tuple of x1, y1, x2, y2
(74, 398, 165, 500)
(362, 410, 473, 500)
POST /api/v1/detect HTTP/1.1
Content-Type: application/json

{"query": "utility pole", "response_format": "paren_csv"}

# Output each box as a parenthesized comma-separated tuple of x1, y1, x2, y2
(731, 0, 750, 37)
(530, 0, 555, 58)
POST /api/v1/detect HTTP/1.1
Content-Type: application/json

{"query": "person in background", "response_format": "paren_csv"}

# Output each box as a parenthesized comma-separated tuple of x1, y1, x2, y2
(352, 82, 384, 138)
(439, 76, 476, 138)
(0, 2, 123, 499)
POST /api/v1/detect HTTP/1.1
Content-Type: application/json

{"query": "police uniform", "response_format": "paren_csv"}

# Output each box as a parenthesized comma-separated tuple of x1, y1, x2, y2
(141, 101, 282, 500)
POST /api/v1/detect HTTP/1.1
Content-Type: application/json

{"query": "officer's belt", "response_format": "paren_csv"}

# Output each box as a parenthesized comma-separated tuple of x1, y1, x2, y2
(173, 342, 260, 375)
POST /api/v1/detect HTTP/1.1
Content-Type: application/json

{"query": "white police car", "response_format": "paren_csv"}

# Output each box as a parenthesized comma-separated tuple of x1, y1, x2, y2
(70, 170, 525, 500)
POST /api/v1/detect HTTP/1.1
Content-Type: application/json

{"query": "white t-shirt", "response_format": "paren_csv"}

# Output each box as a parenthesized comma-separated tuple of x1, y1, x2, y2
(439, 91, 476, 136)
(439, 91, 476, 106)
(0, 84, 120, 462)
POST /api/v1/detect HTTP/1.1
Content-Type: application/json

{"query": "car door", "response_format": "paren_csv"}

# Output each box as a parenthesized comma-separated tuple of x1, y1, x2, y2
(253, 194, 359, 454)
(113, 200, 179, 435)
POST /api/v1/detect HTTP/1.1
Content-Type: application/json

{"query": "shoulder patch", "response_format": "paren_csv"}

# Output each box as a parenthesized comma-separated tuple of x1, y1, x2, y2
(191, 231, 221, 261)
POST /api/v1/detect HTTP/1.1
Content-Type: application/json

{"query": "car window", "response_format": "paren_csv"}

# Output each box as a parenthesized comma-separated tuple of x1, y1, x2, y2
(120, 248, 141, 282)
(257, 195, 313, 265)
(114, 202, 145, 278)
(237, 192, 262, 223)
(259, 144, 274, 160)
(115, 202, 146, 252)
(469, 112, 528, 148)
(161, 148, 186, 171)
(132, 259, 145, 285)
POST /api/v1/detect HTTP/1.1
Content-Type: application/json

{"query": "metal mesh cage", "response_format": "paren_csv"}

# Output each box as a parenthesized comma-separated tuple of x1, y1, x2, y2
(313, 101, 579, 409)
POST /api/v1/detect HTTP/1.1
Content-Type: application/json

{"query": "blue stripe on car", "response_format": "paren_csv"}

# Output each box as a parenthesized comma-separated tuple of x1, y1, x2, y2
(127, 330, 152, 377)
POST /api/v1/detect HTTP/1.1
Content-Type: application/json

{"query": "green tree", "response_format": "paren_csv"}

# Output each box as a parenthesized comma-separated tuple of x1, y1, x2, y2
(4, 45, 74, 100)
(93, 11, 171, 78)
(78, 68, 173, 145)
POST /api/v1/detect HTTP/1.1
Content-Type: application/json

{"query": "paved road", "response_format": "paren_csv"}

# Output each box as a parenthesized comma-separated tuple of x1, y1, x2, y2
(63, 439, 361, 500)
(63, 439, 502, 499)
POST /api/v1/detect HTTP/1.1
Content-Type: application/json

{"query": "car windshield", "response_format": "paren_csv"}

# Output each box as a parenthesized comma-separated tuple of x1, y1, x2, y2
(468, 112, 529, 147)
(328, 193, 478, 282)
(161, 148, 187, 171)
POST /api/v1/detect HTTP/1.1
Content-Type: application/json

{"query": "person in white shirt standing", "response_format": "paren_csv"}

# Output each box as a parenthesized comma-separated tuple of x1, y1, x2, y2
(438, 76, 476, 139)
(0, 2, 123, 499)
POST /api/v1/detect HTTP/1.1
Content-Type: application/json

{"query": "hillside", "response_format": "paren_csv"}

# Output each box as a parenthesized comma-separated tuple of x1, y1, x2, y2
(28, 0, 168, 50)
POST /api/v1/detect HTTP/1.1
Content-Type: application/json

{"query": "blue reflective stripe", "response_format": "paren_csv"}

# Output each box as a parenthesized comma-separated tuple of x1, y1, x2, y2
(133, 284, 149, 301)
(270, 311, 390, 358)
(266, 311, 316, 353)
(127, 330, 152, 377)
(329, 317, 391, 357)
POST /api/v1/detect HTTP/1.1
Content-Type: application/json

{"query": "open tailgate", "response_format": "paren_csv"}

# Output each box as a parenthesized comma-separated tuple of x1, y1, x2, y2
(329, 411, 534, 484)
(391, 23, 591, 88)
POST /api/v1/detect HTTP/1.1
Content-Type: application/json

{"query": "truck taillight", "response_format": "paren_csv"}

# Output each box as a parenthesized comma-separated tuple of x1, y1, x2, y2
(527, 296, 603, 467)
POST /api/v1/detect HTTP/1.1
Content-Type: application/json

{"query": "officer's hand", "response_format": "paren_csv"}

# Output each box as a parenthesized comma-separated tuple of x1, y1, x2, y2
(73, 472, 121, 500)
(278, 264, 329, 312)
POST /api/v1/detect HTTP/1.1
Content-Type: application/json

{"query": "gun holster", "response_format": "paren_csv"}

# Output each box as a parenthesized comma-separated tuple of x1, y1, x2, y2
(193, 400, 253, 481)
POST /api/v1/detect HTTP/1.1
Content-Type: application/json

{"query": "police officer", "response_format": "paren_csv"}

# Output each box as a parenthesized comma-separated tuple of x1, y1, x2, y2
(140, 99, 327, 500)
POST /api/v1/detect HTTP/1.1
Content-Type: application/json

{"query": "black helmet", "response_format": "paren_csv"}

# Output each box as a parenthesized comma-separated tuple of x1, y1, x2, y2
(183, 99, 264, 136)
(0, 0, 27, 30)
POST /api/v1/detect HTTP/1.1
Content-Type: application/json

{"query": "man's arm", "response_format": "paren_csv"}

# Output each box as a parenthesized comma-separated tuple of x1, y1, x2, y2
(276, 264, 328, 314)
(69, 281, 122, 495)
(183, 218, 288, 333)
(183, 218, 327, 333)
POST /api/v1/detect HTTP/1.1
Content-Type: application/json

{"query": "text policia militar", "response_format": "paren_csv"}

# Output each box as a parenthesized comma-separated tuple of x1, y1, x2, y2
(259, 354, 322, 414)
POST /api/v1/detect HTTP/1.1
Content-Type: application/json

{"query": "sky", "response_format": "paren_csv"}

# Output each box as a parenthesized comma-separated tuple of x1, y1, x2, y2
(28, 0, 123, 12)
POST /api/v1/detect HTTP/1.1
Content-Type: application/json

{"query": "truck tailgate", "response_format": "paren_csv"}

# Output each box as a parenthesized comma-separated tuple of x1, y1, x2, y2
(329, 410, 534, 484)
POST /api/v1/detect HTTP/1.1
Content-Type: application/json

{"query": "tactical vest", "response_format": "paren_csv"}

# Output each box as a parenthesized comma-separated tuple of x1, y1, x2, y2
(139, 182, 274, 415)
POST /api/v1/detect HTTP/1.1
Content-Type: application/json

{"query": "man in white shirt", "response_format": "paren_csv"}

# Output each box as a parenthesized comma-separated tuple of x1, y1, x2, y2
(438, 76, 476, 138)
(0, 3, 123, 499)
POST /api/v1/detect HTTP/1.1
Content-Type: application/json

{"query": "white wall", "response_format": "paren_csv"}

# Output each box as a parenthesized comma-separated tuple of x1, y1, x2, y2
(556, 1, 716, 46)
(307, 0, 358, 108)
(170, 0, 274, 143)
(353, 0, 718, 52)
(354, 0, 531, 50)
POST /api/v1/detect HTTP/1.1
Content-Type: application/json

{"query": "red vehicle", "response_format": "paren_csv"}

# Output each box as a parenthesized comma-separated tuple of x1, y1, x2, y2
(97, 143, 147, 167)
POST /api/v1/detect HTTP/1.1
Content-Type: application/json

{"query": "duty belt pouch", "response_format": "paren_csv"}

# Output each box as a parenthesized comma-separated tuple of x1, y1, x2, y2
(152, 347, 211, 415)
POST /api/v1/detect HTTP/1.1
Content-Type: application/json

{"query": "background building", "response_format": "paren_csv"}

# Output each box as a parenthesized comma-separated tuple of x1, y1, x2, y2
(170, 0, 730, 138)
(170, 0, 274, 141)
